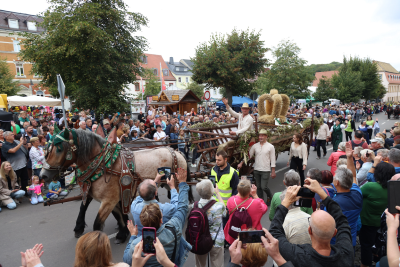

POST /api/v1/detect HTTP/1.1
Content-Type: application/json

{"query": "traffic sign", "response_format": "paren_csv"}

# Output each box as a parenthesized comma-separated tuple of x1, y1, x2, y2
(204, 90, 211, 101)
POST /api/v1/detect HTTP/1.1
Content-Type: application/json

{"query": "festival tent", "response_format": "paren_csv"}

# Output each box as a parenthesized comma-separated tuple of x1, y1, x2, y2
(216, 96, 257, 111)
(7, 95, 62, 107)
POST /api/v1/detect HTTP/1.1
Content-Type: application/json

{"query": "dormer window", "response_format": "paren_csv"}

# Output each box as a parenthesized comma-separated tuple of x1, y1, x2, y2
(163, 69, 169, 76)
(184, 68, 188, 71)
(176, 67, 180, 71)
(27, 21, 37, 31)
(8, 19, 19, 29)
(140, 55, 147, 64)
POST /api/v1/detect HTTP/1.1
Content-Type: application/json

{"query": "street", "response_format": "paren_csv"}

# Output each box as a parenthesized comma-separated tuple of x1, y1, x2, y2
(0, 111, 394, 267)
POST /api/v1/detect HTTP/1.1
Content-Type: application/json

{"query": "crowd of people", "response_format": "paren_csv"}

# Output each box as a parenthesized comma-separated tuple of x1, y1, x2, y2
(4, 100, 400, 267)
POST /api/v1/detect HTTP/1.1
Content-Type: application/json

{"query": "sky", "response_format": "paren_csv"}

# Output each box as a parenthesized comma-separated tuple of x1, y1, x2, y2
(3, 0, 400, 70)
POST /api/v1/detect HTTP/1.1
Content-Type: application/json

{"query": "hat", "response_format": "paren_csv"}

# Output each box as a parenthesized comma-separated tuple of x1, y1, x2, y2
(241, 103, 250, 109)
(155, 115, 160, 118)
(259, 129, 268, 135)
(103, 119, 110, 125)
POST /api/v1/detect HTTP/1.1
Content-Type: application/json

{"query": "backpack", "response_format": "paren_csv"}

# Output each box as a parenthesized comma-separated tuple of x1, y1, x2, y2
(228, 198, 254, 240)
(351, 140, 364, 149)
(185, 200, 217, 255)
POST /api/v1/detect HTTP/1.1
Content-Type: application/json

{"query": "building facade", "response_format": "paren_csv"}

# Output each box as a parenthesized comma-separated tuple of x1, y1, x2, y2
(0, 10, 50, 96)
(375, 61, 400, 102)
(165, 57, 194, 89)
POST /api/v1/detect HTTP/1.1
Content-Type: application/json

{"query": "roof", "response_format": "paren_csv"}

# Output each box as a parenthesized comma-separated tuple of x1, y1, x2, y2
(165, 61, 193, 76)
(180, 59, 194, 70)
(138, 53, 176, 81)
(312, 71, 338, 87)
(0, 10, 44, 33)
(375, 61, 399, 74)
(150, 89, 200, 105)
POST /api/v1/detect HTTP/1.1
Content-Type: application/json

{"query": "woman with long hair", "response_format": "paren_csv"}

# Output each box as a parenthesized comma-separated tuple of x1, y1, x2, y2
(0, 161, 25, 210)
(74, 231, 129, 267)
(287, 133, 308, 186)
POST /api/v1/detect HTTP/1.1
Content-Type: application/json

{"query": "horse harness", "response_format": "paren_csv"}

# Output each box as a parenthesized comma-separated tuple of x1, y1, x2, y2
(46, 128, 181, 214)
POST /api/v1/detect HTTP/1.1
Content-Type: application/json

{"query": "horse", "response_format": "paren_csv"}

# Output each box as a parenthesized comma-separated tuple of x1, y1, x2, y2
(40, 128, 192, 244)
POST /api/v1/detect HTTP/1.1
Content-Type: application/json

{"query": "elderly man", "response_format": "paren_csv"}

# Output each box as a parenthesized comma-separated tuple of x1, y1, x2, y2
(79, 121, 89, 131)
(103, 119, 112, 134)
(130, 172, 178, 235)
(238, 129, 276, 205)
(221, 97, 253, 136)
(369, 138, 384, 155)
(270, 177, 354, 267)
(85, 118, 93, 131)
(368, 148, 400, 182)
(1, 131, 29, 195)
(377, 148, 390, 162)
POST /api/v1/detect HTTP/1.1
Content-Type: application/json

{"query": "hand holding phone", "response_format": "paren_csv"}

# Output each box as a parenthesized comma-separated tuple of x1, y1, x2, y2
(388, 181, 400, 214)
(142, 227, 157, 254)
(208, 175, 216, 187)
(239, 230, 266, 243)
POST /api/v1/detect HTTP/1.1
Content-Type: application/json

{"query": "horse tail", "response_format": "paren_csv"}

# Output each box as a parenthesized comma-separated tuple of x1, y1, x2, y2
(187, 161, 194, 203)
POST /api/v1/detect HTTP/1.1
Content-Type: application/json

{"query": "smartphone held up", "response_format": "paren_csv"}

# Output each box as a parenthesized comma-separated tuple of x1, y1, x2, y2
(239, 230, 266, 244)
(142, 227, 157, 254)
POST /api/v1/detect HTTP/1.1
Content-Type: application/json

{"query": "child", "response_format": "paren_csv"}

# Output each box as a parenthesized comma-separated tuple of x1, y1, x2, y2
(131, 130, 138, 140)
(27, 176, 44, 205)
(46, 176, 68, 199)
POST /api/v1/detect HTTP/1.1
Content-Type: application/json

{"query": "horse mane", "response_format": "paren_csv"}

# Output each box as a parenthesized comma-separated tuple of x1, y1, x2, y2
(75, 129, 107, 164)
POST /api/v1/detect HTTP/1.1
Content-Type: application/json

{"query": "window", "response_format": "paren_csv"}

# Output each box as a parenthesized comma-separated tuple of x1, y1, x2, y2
(16, 63, 24, 77)
(169, 83, 173, 87)
(36, 90, 44, 97)
(135, 83, 140, 91)
(27, 21, 37, 31)
(186, 77, 189, 83)
(176, 67, 180, 71)
(13, 40, 21, 52)
(178, 77, 181, 82)
(379, 74, 382, 80)
(8, 19, 19, 29)
(184, 68, 188, 71)
(140, 55, 147, 64)
(153, 68, 158, 76)
(163, 69, 169, 76)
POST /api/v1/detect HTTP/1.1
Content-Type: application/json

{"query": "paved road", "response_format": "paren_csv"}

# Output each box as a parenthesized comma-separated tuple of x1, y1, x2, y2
(0, 111, 394, 267)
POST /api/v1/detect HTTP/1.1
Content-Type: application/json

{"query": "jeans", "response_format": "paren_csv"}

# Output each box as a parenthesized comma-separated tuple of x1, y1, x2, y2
(360, 224, 379, 266)
(31, 195, 44, 205)
(316, 139, 327, 158)
(253, 170, 272, 202)
(33, 168, 42, 178)
(7, 190, 25, 209)
(374, 128, 380, 137)
(290, 156, 305, 186)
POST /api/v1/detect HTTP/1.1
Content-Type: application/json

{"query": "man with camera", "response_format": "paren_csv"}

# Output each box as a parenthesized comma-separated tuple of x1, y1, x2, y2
(269, 169, 354, 266)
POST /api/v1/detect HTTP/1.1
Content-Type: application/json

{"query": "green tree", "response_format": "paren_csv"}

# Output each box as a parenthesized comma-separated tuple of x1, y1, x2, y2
(19, 0, 148, 113)
(306, 61, 343, 74)
(185, 81, 204, 101)
(0, 58, 20, 95)
(331, 69, 364, 103)
(259, 40, 315, 102)
(191, 29, 269, 106)
(313, 76, 336, 101)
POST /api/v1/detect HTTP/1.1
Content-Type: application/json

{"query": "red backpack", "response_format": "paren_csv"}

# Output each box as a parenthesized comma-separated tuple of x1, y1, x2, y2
(228, 198, 254, 239)
(185, 200, 217, 255)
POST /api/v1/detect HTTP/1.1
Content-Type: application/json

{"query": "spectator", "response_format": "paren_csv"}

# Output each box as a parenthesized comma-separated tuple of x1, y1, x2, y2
(307, 168, 329, 210)
(373, 118, 380, 137)
(349, 130, 369, 149)
(103, 119, 112, 134)
(0, 161, 25, 210)
(85, 118, 92, 131)
(369, 138, 384, 155)
(193, 180, 226, 267)
(130, 172, 178, 235)
(1, 131, 29, 195)
(123, 168, 191, 267)
(29, 137, 45, 178)
(344, 115, 356, 141)
(279, 188, 311, 244)
(169, 124, 179, 150)
(28, 175, 44, 205)
(269, 178, 354, 267)
(329, 119, 346, 152)
(118, 126, 130, 143)
(287, 133, 308, 186)
(46, 176, 68, 199)
(116, 122, 125, 139)
(19, 111, 29, 126)
(360, 161, 393, 267)
(239, 236, 269, 267)
(377, 148, 390, 162)
(358, 120, 370, 144)
(165, 118, 177, 137)
(130, 129, 138, 141)
(353, 146, 364, 168)
(224, 180, 268, 244)
(138, 111, 146, 124)
(131, 119, 140, 132)
(315, 121, 330, 159)
(392, 135, 400, 149)
(366, 115, 375, 139)
(74, 231, 129, 267)
(153, 125, 167, 143)
(46, 126, 54, 142)
(327, 141, 346, 176)
(356, 149, 374, 186)
(320, 170, 335, 198)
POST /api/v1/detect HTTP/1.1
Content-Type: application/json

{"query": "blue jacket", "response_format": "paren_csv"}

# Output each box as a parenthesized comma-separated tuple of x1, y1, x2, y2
(123, 183, 192, 267)
(130, 188, 179, 235)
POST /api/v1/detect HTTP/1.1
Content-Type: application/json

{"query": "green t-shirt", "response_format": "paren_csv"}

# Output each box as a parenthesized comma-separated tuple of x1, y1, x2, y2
(360, 182, 388, 227)
(345, 120, 352, 132)
(366, 120, 374, 127)
(269, 192, 313, 221)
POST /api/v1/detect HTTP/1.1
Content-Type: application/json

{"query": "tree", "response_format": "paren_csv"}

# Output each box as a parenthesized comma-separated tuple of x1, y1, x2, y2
(191, 29, 269, 106)
(259, 40, 315, 102)
(185, 81, 204, 101)
(331, 69, 364, 103)
(0, 58, 20, 95)
(306, 61, 342, 74)
(19, 0, 148, 113)
(313, 76, 336, 101)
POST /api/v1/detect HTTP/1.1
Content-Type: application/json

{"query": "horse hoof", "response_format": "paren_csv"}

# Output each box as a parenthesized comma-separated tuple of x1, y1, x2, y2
(75, 231, 84, 238)
(114, 238, 125, 244)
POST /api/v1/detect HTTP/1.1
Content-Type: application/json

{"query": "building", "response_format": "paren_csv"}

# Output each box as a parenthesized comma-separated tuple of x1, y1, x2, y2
(165, 57, 194, 89)
(127, 53, 176, 98)
(149, 89, 200, 114)
(375, 61, 400, 102)
(308, 70, 338, 95)
(0, 10, 50, 96)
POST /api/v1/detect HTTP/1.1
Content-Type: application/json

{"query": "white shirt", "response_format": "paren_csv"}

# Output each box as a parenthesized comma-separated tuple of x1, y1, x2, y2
(227, 106, 253, 135)
(249, 142, 276, 172)
(153, 131, 166, 141)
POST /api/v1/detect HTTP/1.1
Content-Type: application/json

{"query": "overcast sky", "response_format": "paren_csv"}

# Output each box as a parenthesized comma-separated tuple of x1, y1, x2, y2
(3, 0, 400, 70)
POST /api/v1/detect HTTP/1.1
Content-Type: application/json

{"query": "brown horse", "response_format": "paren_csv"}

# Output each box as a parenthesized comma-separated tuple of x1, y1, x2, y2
(40, 128, 190, 244)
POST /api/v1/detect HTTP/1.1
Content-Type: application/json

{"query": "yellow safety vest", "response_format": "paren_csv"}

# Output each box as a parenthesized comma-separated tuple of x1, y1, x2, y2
(211, 166, 238, 205)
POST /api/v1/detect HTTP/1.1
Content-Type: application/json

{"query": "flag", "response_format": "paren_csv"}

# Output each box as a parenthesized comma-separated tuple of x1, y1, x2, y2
(161, 69, 166, 91)
(140, 77, 144, 93)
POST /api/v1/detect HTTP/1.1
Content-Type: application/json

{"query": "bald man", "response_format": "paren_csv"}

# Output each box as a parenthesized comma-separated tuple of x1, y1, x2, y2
(130, 173, 178, 236)
(269, 178, 354, 267)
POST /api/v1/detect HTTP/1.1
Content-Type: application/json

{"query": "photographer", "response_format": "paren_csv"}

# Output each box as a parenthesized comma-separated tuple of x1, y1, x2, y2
(269, 177, 353, 266)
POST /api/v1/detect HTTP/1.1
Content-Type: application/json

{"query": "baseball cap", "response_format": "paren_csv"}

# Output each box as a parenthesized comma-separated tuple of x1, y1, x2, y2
(103, 119, 110, 125)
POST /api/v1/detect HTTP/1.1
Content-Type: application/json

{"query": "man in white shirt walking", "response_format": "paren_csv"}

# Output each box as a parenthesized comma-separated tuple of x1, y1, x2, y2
(221, 98, 253, 136)
(238, 129, 276, 205)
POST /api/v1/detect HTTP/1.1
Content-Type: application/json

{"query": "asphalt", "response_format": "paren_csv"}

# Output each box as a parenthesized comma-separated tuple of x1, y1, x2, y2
(0, 110, 394, 267)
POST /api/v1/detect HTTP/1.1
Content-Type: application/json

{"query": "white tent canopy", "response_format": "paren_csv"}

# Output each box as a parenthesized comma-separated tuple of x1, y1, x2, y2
(7, 96, 62, 107)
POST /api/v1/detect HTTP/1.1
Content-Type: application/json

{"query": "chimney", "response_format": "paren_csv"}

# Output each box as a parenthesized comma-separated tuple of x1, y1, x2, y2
(169, 57, 174, 65)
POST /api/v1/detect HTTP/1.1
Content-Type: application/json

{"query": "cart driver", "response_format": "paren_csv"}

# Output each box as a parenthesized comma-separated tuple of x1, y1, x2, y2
(222, 98, 254, 136)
